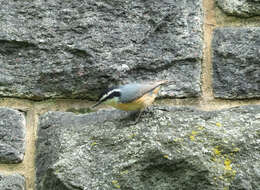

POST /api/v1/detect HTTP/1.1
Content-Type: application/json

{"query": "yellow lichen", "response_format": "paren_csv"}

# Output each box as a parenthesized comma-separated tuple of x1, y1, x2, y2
(120, 170, 129, 175)
(211, 146, 237, 184)
(224, 158, 232, 171)
(129, 133, 136, 139)
(163, 155, 169, 159)
(112, 180, 120, 189)
(233, 147, 240, 152)
(190, 135, 195, 141)
(173, 138, 183, 142)
(190, 131, 198, 141)
(223, 157, 237, 180)
(213, 147, 221, 156)
(197, 126, 204, 130)
(216, 122, 222, 127)
(90, 142, 97, 147)
(112, 180, 118, 184)
(114, 184, 120, 189)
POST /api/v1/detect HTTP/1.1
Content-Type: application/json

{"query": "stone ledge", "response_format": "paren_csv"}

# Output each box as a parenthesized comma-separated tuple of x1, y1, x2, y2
(36, 105, 260, 190)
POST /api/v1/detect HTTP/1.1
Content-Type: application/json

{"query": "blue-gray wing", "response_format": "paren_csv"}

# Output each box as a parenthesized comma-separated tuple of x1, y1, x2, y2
(119, 80, 167, 103)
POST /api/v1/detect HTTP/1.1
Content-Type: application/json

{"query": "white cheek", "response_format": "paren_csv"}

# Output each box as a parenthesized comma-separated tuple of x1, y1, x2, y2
(104, 97, 119, 105)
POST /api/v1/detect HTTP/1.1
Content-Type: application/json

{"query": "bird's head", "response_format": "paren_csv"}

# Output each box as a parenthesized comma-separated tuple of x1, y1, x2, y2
(92, 87, 121, 108)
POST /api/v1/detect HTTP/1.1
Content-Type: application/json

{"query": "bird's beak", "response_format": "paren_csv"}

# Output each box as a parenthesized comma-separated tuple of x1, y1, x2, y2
(91, 101, 102, 108)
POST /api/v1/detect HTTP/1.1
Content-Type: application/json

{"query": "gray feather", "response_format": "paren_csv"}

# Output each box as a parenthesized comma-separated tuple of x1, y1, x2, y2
(119, 81, 167, 103)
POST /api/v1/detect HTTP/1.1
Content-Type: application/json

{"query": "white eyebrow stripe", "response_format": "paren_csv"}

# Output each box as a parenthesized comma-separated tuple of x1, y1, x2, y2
(100, 89, 121, 101)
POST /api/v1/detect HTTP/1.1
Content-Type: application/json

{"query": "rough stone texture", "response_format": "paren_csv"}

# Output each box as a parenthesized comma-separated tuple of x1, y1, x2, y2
(36, 105, 260, 190)
(212, 27, 260, 99)
(0, 108, 26, 163)
(0, 0, 203, 100)
(0, 173, 26, 190)
(216, 0, 260, 17)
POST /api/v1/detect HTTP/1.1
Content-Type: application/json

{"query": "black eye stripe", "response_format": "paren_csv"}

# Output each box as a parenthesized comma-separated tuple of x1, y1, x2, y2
(99, 87, 116, 100)
(100, 90, 121, 102)
(102, 91, 121, 102)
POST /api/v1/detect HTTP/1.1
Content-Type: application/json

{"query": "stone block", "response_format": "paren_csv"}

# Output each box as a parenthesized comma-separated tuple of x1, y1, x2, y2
(216, 0, 260, 17)
(212, 27, 260, 99)
(0, 0, 203, 100)
(0, 108, 26, 163)
(0, 173, 26, 190)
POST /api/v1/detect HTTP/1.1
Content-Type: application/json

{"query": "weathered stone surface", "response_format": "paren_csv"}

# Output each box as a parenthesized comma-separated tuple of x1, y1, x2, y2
(212, 27, 260, 99)
(0, 0, 203, 100)
(36, 105, 260, 190)
(0, 108, 26, 163)
(0, 173, 26, 190)
(216, 0, 260, 17)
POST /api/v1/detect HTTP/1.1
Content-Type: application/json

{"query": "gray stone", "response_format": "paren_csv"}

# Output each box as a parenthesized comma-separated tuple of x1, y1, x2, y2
(0, 108, 26, 163)
(36, 105, 260, 190)
(212, 27, 260, 99)
(0, 173, 26, 190)
(216, 0, 260, 17)
(0, 0, 203, 100)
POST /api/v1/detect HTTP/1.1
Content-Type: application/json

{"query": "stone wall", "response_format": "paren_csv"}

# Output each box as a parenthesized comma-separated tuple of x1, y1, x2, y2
(0, 0, 259, 189)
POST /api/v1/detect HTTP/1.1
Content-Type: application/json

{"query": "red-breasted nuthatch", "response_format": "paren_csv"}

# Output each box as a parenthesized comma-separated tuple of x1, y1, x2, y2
(92, 80, 168, 112)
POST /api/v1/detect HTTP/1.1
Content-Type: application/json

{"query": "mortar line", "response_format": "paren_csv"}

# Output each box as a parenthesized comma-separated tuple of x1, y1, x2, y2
(1, 98, 260, 111)
(23, 108, 37, 190)
(200, 0, 217, 107)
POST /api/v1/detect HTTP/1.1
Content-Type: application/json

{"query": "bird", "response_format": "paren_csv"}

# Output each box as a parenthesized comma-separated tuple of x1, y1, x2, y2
(92, 80, 168, 123)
